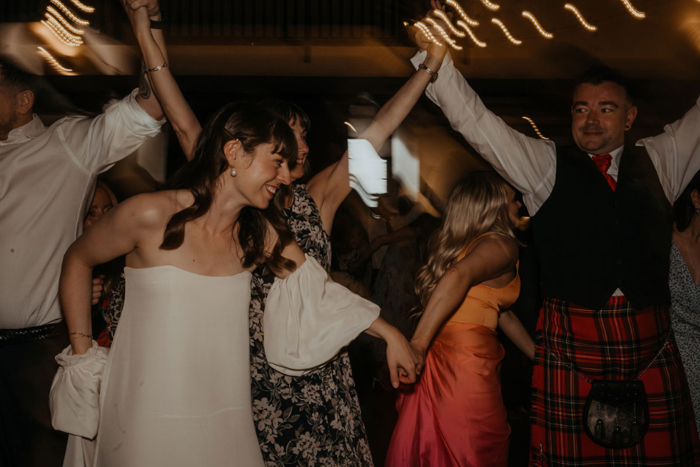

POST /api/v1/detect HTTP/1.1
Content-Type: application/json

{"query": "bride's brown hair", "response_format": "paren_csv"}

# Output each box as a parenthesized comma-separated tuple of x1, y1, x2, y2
(160, 102, 297, 271)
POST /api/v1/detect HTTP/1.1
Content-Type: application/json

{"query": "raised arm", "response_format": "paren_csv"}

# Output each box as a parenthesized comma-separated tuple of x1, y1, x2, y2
(307, 16, 448, 232)
(59, 195, 156, 355)
(637, 94, 700, 202)
(410, 235, 518, 371)
(122, 0, 202, 158)
(411, 48, 557, 214)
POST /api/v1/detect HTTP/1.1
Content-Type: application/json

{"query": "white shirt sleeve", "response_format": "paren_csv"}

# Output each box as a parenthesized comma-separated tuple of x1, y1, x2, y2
(636, 95, 700, 203)
(57, 89, 164, 174)
(411, 51, 557, 214)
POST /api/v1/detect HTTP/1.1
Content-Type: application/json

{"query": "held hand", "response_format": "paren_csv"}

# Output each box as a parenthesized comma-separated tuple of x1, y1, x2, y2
(409, 340, 427, 375)
(385, 330, 420, 388)
(123, 0, 160, 18)
(91, 276, 104, 306)
(411, 0, 452, 65)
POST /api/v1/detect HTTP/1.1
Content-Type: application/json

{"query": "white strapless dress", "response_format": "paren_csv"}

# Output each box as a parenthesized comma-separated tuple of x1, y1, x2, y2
(57, 256, 380, 467)
(94, 266, 262, 467)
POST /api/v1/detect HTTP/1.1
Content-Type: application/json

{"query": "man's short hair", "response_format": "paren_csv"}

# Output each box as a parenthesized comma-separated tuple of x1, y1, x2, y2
(0, 57, 38, 94)
(574, 66, 634, 105)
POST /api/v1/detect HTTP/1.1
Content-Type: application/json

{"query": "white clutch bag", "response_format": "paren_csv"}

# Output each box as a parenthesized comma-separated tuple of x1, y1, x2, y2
(49, 341, 108, 439)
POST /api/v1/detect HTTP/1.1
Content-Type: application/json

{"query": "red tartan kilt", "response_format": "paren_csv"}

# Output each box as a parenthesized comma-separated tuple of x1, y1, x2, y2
(530, 297, 700, 466)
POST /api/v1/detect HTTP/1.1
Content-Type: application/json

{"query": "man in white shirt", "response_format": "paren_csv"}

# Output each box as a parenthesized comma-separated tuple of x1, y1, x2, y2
(412, 50, 700, 465)
(0, 51, 164, 465)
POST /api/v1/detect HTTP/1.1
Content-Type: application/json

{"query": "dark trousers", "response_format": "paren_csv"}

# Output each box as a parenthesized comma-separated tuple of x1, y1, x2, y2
(0, 326, 68, 467)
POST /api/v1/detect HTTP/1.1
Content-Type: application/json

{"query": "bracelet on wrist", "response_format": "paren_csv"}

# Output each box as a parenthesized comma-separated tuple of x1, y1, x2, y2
(417, 63, 438, 83)
(70, 332, 93, 339)
(146, 61, 168, 72)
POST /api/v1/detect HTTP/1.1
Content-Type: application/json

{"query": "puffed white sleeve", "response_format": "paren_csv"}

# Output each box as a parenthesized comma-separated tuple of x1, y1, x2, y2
(49, 341, 109, 439)
(264, 255, 380, 376)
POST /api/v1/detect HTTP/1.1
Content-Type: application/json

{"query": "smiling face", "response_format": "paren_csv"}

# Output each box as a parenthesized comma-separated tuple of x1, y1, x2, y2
(288, 118, 309, 182)
(571, 81, 637, 155)
(232, 142, 292, 209)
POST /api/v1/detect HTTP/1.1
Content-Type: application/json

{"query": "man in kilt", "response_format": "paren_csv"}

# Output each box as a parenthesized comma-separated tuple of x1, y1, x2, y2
(410, 47, 700, 465)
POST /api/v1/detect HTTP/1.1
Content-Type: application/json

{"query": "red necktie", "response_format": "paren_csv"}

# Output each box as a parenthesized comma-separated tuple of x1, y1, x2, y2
(592, 154, 616, 191)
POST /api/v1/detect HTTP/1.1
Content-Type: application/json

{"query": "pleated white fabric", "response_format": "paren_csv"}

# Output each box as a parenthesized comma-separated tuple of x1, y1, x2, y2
(264, 255, 380, 375)
(51, 341, 109, 439)
(93, 266, 263, 467)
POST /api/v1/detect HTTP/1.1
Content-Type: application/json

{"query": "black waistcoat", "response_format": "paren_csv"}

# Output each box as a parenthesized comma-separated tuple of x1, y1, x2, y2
(531, 145, 672, 311)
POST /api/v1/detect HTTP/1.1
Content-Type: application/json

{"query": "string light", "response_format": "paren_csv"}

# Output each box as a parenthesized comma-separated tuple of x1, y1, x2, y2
(37, 47, 77, 75)
(433, 9, 465, 37)
(564, 4, 597, 31)
(457, 20, 487, 47)
(522, 116, 549, 140)
(480, 0, 500, 12)
(46, 8, 84, 35)
(44, 15, 83, 43)
(618, 0, 645, 19)
(69, 0, 95, 13)
(41, 19, 82, 46)
(521, 11, 553, 39)
(491, 18, 522, 45)
(414, 21, 444, 47)
(426, 18, 463, 50)
(445, 0, 479, 27)
(50, 0, 89, 26)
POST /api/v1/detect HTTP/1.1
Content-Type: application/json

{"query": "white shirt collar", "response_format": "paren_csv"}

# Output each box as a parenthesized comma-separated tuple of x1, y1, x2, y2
(0, 115, 46, 145)
(588, 145, 624, 180)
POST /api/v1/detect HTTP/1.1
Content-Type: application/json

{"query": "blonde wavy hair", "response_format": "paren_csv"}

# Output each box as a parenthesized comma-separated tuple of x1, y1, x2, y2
(414, 172, 517, 312)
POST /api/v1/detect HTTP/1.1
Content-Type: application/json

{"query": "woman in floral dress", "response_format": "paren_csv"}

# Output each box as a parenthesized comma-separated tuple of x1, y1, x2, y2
(250, 20, 447, 460)
(106, 2, 447, 463)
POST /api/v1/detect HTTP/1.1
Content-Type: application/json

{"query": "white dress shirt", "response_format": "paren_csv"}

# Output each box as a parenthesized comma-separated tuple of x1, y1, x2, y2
(411, 51, 700, 215)
(0, 89, 163, 328)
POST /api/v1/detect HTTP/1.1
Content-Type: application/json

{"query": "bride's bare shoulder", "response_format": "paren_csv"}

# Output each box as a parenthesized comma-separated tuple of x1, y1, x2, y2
(118, 190, 194, 231)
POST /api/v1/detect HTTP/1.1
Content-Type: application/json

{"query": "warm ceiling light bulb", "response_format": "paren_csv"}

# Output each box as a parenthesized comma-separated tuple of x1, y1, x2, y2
(70, 0, 95, 13)
(618, 0, 645, 19)
(414, 21, 444, 47)
(46, 8, 84, 35)
(433, 9, 465, 37)
(491, 18, 522, 45)
(522, 116, 549, 140)
(37, 46, 77, 75)
(521, 11, 553, 39)
(445, 0, 479, 27)
(50, 0, 89, 26)
(426, 18, 463, 50)
(41, 19, 82, 46)
(457, 20, 487, 47)
(480, 0, 500, 12)
(564, 4, 597, 31)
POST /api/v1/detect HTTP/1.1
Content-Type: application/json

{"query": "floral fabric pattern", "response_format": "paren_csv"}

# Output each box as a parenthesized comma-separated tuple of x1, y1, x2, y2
(249, 184, 373, 466)
(97, 273, 125, 346)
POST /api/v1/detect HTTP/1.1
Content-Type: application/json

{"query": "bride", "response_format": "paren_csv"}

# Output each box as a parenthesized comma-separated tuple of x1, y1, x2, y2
(57, 45, 419, 467)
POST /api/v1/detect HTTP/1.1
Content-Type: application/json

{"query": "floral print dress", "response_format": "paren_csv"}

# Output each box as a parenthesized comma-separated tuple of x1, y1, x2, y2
(249, 184, 374, 466)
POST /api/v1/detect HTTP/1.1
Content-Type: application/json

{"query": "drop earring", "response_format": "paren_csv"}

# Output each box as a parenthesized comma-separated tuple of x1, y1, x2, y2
(230, 167, 237, 177)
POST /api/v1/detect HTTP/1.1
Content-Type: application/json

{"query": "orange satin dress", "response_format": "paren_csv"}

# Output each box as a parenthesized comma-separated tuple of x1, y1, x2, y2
(386, 234, 520, 467)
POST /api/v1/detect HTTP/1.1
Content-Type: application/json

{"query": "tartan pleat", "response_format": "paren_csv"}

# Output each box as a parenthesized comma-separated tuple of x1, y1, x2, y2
(530, 297, 700, 466)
